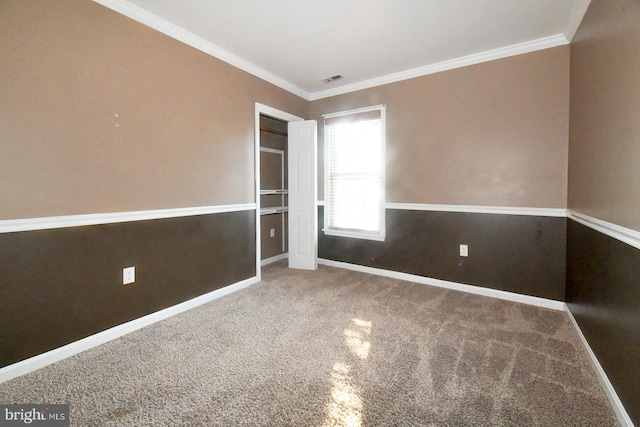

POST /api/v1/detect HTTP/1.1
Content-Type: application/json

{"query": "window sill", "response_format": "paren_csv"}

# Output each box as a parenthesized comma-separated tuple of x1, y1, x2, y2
(323, 228, 386, 242)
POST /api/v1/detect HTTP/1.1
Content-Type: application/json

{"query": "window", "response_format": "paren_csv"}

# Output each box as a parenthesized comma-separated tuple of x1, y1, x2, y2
(323, 105, 385, 241)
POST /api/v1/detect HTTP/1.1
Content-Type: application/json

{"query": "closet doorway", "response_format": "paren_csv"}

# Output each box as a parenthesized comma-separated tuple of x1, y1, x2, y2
(259, 114, 289, 264)
(254, 103, 317, 279)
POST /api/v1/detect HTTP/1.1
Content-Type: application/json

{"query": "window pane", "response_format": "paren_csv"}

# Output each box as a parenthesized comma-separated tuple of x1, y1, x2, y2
(330, 177, 380, 232)
(331, 120, 381, 176)
(324, 105, 385, 241)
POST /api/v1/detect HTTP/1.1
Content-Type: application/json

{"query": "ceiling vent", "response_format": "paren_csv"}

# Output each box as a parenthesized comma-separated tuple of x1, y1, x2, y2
(322, 75, 344, 84)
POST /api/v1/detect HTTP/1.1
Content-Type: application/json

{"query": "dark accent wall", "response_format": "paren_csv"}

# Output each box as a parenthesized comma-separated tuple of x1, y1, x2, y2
(0, 211, 255, 368)
(319, 207, 566, 301)
(261, 213, 287, 260)
(566, 220, 640, 423)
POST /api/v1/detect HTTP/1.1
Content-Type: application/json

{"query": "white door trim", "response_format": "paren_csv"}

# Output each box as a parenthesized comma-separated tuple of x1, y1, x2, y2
(254, 103, 303, 280)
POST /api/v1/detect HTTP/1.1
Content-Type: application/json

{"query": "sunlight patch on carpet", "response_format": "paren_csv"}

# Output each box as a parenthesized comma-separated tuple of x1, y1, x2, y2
(344, 318, 371, 360)
(323, 362, 363, 427)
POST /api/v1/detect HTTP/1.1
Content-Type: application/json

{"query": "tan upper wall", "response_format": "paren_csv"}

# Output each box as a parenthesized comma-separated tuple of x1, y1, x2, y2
(310, 46, 570, 209)
(569, 0, 640, 232)
(2, 1, 573, 220)
(0, 0, 306, 220)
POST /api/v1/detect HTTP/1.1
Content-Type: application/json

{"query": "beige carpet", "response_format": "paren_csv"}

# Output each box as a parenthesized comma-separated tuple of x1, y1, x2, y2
(0, 262, 618, 426)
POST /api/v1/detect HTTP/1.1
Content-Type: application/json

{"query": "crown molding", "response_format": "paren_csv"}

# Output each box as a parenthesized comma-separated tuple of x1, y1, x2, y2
(308, 34, 569, 100)
(564, 0, 592, 42)
(92, 0, 310, 100)
(94, 1, 577, 102)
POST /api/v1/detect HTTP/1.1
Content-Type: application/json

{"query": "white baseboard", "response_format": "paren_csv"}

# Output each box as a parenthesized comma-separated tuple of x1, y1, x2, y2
(564, 306, 634, 427)
(0, 276, 259, 384)
(318, 259, 566, 311)
(261, 253, 288, 266)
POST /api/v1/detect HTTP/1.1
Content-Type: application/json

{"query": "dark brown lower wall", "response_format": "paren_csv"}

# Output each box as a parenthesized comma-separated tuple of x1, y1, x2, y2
(0, 210, 256, 368)
(566, 219, 640, 424)
(319, 207, 566, 301)
(261, 212, 287, 260)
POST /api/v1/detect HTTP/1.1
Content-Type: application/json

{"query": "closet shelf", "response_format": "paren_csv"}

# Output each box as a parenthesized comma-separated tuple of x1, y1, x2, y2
(260, 206, 288, 215)
(260, 126, 287, 137)
(260, 189, 288, 195)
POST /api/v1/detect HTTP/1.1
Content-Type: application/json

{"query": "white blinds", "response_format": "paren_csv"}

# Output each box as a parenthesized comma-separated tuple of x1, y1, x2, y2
(325, 106, 385, 240)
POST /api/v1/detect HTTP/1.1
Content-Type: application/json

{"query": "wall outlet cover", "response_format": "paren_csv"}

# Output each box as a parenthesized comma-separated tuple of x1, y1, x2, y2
(460, 244, 469, 257)
(123, 266, 135, 285)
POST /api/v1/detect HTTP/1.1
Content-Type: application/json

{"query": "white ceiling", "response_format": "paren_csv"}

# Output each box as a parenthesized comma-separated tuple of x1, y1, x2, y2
(95, 0, 591, 100)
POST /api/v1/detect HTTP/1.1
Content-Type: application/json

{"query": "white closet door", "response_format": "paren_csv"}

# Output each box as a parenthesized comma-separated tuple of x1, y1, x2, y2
(288, 120, 318, 270)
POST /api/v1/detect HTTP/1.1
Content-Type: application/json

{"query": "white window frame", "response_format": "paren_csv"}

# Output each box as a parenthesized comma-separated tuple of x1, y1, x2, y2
(323, 105, 386, 242)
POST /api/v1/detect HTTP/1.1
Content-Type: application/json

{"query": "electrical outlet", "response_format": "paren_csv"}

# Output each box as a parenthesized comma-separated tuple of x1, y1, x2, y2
(459, 244, 469, 257)
(270, 228, 276, 238)
(123, 266, 135, 285)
